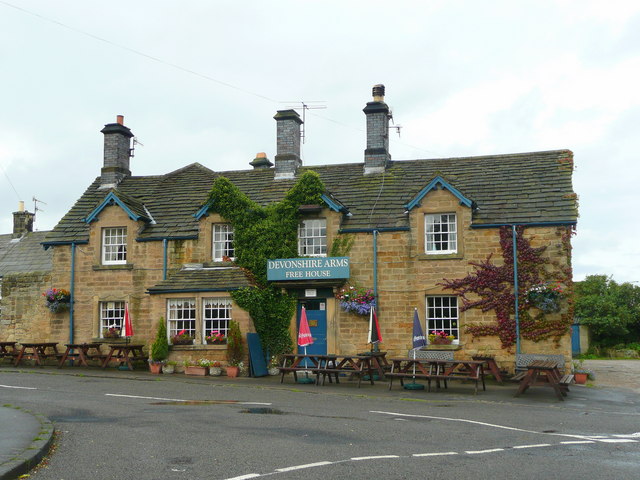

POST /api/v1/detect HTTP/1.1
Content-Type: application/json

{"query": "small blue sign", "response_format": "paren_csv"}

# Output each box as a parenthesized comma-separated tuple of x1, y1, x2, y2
(267, 257, 350, 281)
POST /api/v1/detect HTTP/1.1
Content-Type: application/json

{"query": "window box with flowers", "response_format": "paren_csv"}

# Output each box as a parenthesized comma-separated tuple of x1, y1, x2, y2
(525, 282, 565, 313)
(336, 285, 376, 316)
(205, 330, 226, 345)
(103, 327, 122, 339)
(171, 330, 194, 345)
(184, 358, 214, 376)
(43, 288, 71, 313)
(428, 331, 455, 345)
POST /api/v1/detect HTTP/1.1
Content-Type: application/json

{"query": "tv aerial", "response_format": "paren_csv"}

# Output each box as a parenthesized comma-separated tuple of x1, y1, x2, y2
(283, 101, 327, 143)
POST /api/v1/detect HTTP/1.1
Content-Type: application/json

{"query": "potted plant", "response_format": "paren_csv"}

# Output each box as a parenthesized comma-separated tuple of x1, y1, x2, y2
(184, 358, 212, 376)
(209, 360, 222, 376)
(171, 329, 194, 345)
(149, 318, 169, 374)
(205, 330, 226, 345)
(163, 360, 177, 374)
(267, 355, 280, 376)
(226, 320, 244, 377)
(428, 331, 455, 345)
(573, 359, 593, 385)
(43, 288, 71, 313)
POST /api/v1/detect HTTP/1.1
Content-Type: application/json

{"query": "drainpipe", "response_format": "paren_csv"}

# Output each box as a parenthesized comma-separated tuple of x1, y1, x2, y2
(163, 238, 168, 280)
(69, 242, 76, 343)
(512, 225, 520, 355)
(372, 229, 379, 353)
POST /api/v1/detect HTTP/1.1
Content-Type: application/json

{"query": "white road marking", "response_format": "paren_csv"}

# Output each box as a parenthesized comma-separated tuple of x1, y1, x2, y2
(0, 384, 37, 390)
(275, 461, 332, 472)
(351, 455, 399, 461)
(226, 474, 261, 480)
(596, 439, 638, 443)
(513, 444, 551, 449)
(560, 441, 596, 445)
(106, 394, 186, 401)
(104, 393, 271, 405)
(413, 452, 458, 457)
(466, 448, 504, 454)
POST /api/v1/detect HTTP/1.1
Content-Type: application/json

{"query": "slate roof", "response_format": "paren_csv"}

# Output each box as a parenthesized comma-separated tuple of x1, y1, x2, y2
(0, 231, 52, 276)
(43, 149, 577, 245)
(147, 267, 253, 294)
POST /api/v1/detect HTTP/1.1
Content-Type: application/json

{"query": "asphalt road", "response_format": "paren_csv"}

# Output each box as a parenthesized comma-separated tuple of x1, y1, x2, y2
(1, 367, 638, 480)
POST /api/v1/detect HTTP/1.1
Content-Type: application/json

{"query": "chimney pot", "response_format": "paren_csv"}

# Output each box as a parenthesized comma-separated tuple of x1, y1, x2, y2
(117, 115, 124, 125)
(250, 152, 273, 169)
(372, 84, 385, 102)
(18, 201, 25, 212)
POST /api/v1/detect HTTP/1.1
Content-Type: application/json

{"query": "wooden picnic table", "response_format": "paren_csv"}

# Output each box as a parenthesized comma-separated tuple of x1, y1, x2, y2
(101, 344, 146, 371)
(58, 342, 105, 367)
(14, 342, 61, 367)
(278, 353, 380, 387)
(471, 355, 504, 384)
(357, 351, 391, 379)
(0, 342, 18, 362)
(387, 357, 487, 394)
(514, 359, 573, 401)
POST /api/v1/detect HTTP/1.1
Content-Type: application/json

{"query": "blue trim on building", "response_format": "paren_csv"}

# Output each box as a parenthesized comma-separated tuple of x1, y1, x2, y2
(321, 194, 349, 214)
(83, 191, 141, 223)
(404, 176, 473, 210)
(194, 200, 214, 220)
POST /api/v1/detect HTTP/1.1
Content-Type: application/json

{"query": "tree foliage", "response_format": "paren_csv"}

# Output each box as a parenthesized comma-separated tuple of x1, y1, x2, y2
(575, 275, 640, 346)
(207, 170, 326, 356)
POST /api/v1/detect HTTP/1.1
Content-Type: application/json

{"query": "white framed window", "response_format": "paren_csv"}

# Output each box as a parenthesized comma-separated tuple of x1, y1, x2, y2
(100, 301, 125, 338)
(102, 227, 127, 264)
(298, 219, 327, 257)
(425, 214, 457, 254)
(167, 298, 196, 340)
(212, 224, 235, 261)
(203, 298, 231, 344)
(426, 296, 459, 341)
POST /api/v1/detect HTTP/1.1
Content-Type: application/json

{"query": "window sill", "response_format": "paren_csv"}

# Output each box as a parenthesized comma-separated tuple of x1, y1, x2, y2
(418, 252, 464, 260)
(93, 264, 134, 271)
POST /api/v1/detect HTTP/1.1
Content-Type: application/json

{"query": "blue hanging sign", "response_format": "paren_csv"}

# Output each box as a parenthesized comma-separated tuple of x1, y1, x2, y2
(267, 257, 350, 281)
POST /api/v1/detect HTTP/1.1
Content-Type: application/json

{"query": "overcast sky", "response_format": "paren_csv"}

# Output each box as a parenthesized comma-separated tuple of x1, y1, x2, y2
(1, 1, 639, 283)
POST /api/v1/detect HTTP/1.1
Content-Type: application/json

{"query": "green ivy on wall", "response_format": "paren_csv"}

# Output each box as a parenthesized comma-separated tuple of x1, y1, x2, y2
(206, 171, 326, 356)
(440, 226, 573, 349)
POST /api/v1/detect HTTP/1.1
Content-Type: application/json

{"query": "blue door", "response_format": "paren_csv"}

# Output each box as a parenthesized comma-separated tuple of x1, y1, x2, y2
(571, 324, 581, 355)
(297, 300, 327, 357)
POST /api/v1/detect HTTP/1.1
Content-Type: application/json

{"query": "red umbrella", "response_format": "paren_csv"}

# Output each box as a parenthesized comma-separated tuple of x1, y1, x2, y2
(298, 306, 313, 349)
(124, 302, 134, 340)
(297, 306, 314, 381)
(367, 306, 382, 346)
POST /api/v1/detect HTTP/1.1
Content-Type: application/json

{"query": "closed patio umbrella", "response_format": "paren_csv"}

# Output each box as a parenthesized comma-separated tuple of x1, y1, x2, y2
(406, 308, 426, 390)
(124, 302, 134, 344)
(297, 306, 315, 383)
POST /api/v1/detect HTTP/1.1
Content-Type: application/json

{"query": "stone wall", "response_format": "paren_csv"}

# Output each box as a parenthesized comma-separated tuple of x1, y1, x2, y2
(0, 271, 51, 342)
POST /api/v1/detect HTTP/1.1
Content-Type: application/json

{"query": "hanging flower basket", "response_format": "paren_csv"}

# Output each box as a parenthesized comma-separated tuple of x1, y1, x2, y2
(43, 288, 70, 313)
(336, 285, 376, 316)
(526, 282, 564, 313)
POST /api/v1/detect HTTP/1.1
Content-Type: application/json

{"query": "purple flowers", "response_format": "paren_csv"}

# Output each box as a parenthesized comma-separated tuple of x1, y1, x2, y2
(337, 285, 376, 316)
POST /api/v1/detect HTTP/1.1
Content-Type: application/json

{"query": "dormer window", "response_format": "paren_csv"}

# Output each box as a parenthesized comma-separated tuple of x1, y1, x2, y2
(102, 227, 127, 264)
(298, 219, 326, 257)
(212, 224, 235, 261)
(425, 214, 457, 254)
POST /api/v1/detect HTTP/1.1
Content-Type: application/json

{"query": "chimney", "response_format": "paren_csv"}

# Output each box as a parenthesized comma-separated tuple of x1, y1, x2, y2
(12, 201, 35, 238)
(100, 115, 134, 189)
(363, 84, 391, 175)
(273, 109, 303, 180)
(249, 152, 273, 169)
